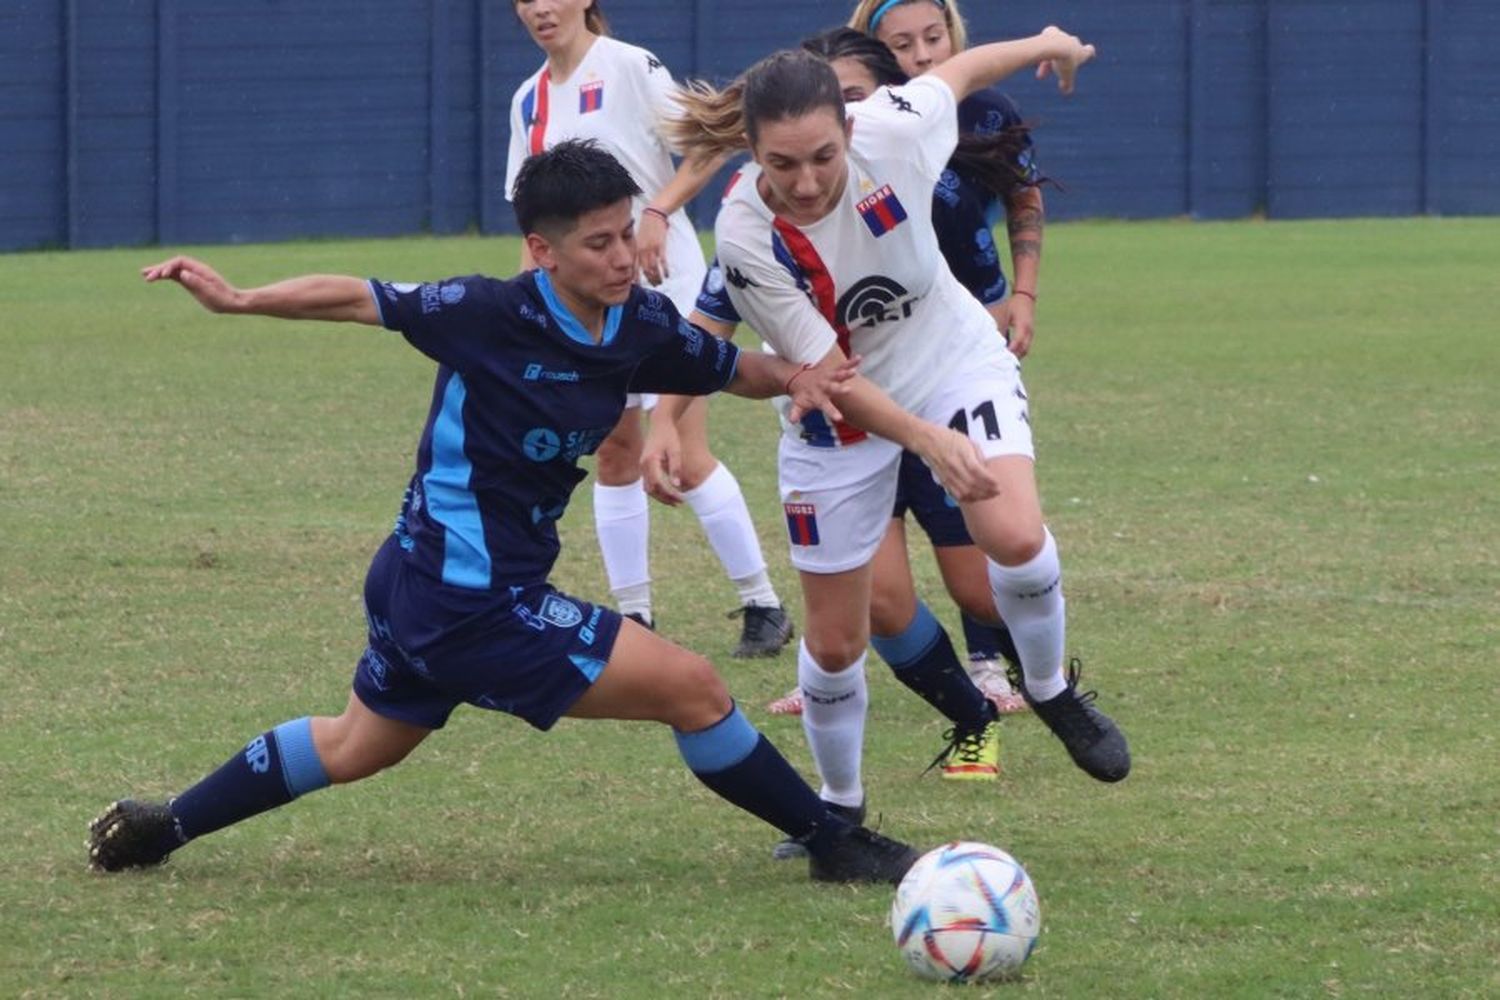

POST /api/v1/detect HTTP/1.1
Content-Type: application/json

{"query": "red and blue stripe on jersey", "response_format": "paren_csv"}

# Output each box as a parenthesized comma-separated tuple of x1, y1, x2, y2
(579, 80, 604, 114)
(770, 219, 867, 448)
(520, 68, 551, 155)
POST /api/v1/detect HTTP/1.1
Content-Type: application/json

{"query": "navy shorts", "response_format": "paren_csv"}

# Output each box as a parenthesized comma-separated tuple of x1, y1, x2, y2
(352, 535, 623, 731)
(891, 449, 975, 548)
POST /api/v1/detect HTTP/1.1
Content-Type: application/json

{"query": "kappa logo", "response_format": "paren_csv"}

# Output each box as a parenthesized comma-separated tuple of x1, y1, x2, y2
(836, 275, 919, 331)
(539, 594, 584, 629)
(645, 53, 663, 73)
(724, 266, 757, 290)
(886, 89, 919, 116)
(244, 735, 271, 774)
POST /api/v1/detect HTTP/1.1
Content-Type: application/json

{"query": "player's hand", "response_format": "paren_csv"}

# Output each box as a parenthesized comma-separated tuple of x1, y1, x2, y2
(141, 255, 243, 313)
(784, 355, 861, 426)
(918, 427, 1000, 503)
(1035, 27, 1095, 95)
(636, 210, 671, 287)
(1005, 294, 1035, 359)
(640, 419, 685, 507)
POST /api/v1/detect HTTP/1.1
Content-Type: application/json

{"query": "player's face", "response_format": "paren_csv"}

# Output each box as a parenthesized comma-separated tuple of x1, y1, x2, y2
(750, 109, 851, 226)
(532, 199, 638, 310)
(830, 57, 883, 103)
(514, 0, 591, 53)
(874, 1, 954, 77)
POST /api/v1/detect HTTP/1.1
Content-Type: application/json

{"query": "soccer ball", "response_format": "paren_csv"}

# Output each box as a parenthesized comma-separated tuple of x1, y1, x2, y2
(890, 841, 1041, 982)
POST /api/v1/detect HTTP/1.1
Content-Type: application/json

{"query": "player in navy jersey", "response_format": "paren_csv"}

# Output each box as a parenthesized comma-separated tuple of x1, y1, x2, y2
(86, 140, 920, 885)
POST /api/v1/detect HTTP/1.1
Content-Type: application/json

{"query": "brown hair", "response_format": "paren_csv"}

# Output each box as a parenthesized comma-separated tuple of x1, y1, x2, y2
(584, 2, 609, 36)
(664, 50, 846, 160)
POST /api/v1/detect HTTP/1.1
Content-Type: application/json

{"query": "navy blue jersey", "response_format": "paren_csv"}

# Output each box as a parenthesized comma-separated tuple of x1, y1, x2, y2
(695, 256, 740, 325)
(932, 88, 1040, 305)
(369, 271, 739, 591)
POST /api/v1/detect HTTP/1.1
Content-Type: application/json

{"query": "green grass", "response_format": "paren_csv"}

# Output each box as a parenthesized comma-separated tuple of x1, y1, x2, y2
(2, 217, 1497, 997)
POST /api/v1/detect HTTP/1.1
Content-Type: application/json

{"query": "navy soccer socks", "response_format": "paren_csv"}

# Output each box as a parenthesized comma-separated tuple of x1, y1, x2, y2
(674, 704, 848, 856)
(167, 717, 331, 850)
(961, 610, 1022, 670)
(872, 602, 992, 728)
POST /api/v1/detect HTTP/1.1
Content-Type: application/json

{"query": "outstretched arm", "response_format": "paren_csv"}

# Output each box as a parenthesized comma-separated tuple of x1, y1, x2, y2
(932, 26, 1096, 101)
(141, 256, 380, 325)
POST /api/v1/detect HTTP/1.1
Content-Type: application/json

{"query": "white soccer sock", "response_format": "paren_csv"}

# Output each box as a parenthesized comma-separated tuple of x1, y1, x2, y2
(682, 463, 779, 607)
(797, 641, 868, 808)
(987, 528, 1067, 702)
(594, 480, 651, 613)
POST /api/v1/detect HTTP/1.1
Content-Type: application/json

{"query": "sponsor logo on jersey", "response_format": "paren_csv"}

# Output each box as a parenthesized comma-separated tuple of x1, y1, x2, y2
(836, 275, 920, 331)
(578, 606, 603, 645)
(579, 79, 605, 114)
(522, 427, 562, 462)
(518, 302, 549, 328)
(635, 290, 670, 327)
(440, 282, 466, 305)
(539, 594, 584, 628)
(784, 502, 820, 546)
(531, 501, 567, 524)
(856, 184, 908, 238)
(522, 362, 581, 383)
(678, 319, 705, 357)
(420, 281, 465, 315)
(359, 647, 391, 691)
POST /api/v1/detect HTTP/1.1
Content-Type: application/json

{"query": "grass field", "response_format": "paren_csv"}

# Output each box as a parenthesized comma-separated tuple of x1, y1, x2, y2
(2, 217, 1497, 998)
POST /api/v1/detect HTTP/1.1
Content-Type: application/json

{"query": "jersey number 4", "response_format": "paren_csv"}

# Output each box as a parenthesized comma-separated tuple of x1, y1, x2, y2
(949, 400, 1002, 441)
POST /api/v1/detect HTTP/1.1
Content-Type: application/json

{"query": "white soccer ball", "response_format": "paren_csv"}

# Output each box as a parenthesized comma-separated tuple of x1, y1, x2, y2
(890, 841, 1042, 982)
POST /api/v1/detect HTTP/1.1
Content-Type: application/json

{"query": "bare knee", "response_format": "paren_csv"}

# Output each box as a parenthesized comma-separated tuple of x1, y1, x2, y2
(596, 419, 643, 485)
(312, 712, 420, 785)
(972, 519, 1045, 568)
(662, 654, 733, 732)
(676, 453, 719, 492)
(868, 580, 915, 638)
(804, 622, 868, 672)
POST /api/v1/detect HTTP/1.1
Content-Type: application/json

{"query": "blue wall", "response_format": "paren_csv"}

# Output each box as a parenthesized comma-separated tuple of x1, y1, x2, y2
(3, 0, 1497, 251)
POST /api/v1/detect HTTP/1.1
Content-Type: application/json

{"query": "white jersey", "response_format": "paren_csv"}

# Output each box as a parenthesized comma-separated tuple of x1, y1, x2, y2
(505, 35, 706, 313)
(715, 76, 1007, 447)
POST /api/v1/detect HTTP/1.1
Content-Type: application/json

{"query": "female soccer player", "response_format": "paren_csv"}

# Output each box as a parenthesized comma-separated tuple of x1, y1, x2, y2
(658, 27, 1130, 829)
(86, 141, 919, 885)
(505, 0, 792, 654)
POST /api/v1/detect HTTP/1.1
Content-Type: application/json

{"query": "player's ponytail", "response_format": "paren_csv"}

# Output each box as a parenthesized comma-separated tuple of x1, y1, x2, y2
(664, 50, 845, 159)
(662, 79, 751, 159)
(584, 2, 609, 37)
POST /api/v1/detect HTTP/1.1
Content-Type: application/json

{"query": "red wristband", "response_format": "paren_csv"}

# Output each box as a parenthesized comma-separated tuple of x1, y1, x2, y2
(1012, 288, 1037, 302)
(784, 363, 815, 396)
(642, 206, 670, 224)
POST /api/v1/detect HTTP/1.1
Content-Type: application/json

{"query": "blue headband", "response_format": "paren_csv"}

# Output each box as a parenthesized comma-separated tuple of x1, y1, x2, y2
(869, 0, 946, 33)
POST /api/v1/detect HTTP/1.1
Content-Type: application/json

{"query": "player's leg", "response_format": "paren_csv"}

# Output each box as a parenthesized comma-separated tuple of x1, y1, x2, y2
(672, 396, 792, 657)
(594, 401, 653, 627)
(88, 690, 432, 872)
(963, 454, 1129, 782)
(866, 515, 999, 780)
(567, 617, 915, 882)
(931, 543, 1028, 714)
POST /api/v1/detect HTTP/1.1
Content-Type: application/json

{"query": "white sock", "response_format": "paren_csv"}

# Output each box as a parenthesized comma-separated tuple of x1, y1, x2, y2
(594, 480, 651, 612)
(987, 528, 1067, 702)
(797, 640, 867, 808)
(681, 463, 779, 606)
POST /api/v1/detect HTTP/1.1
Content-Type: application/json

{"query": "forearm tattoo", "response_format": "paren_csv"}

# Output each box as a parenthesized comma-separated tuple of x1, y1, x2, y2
(1006, 200, 1045, 263)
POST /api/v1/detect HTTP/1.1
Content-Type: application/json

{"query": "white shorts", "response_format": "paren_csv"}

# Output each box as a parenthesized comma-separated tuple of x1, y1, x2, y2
(778, 353, 1034, 574)
(625, 393, 659, 411)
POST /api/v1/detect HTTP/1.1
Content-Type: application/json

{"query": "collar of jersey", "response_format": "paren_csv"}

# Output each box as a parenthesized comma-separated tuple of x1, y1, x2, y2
(533, 270, 623, 347)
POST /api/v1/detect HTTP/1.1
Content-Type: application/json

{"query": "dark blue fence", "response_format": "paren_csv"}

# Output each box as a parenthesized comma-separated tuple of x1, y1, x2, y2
(3, 0, 1497, 251)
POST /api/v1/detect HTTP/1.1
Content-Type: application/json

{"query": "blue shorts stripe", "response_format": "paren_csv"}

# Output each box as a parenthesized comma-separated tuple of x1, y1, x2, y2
(674, 704, 759, 774)
(272, 717, 330, 798)
(871, 601, 942, 669)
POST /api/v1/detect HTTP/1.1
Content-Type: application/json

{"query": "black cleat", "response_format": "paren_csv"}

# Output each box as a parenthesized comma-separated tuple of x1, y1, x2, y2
(623, 611, 655, 631)
(808, 823, 920, 884)
(729, 604, 794, 658)
(1025, 659, 1131, 782)
(87, 799, 183, 872)
(772, 800, 865, 860)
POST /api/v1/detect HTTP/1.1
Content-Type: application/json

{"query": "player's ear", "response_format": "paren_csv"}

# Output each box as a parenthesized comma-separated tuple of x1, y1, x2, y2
(524, 231, 556, 272)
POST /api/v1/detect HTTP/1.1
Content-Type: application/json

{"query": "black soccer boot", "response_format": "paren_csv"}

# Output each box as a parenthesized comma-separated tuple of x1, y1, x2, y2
(771, 799, 865, 860)
(87, 799, 184, 872)
(1024, 659, 1131, 782)
(729, 604, 794, 658)
(808, 823, 920, 885)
